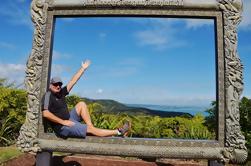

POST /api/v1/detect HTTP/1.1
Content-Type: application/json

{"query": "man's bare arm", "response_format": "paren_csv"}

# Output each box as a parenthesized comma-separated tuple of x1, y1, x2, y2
(42, 110, 74, 127)
(67, 60, 91, 92)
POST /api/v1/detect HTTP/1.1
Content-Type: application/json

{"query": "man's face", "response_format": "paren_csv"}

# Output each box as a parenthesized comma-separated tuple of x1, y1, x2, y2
(49, 82, 62, 93)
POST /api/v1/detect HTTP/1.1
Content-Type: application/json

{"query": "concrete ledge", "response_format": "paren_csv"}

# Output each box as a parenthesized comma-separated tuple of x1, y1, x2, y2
(37, 138, 223, 159)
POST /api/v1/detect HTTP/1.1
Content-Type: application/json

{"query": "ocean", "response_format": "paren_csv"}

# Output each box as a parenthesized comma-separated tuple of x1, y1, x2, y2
(126, 104, 210, 116)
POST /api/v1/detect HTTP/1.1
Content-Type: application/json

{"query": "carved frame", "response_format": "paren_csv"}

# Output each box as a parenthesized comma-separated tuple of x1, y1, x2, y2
(17, 0, 247, 164)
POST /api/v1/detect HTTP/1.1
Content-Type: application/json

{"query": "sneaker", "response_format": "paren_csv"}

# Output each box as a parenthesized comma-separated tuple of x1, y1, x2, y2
(118, 121, 131, 137)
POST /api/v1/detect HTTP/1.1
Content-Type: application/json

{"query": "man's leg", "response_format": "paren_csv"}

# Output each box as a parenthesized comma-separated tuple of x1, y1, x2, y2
(74, 102, 118, 137)
(75, 102, 93, 127)
(87, 125, 118, 137)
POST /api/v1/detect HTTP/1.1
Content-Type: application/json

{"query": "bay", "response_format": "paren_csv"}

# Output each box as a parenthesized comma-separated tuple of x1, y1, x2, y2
(126, 104, 210, 116)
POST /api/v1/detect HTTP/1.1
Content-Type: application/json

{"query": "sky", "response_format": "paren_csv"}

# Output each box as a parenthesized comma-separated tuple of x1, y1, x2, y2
(0, 0, 250, 107)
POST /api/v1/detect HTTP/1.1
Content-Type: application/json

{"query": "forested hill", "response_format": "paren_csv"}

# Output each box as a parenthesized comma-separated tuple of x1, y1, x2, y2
(81, 98, 192, 118)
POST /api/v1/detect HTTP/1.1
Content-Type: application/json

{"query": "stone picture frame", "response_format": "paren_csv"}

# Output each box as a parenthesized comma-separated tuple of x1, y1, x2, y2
(17, 0, 247, 164)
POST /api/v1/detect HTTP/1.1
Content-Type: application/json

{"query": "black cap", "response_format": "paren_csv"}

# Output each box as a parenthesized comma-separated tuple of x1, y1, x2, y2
(50, 77, 63, 85)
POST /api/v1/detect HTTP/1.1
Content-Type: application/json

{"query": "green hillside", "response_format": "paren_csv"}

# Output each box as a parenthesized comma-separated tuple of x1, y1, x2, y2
(80, 97, 192, 118)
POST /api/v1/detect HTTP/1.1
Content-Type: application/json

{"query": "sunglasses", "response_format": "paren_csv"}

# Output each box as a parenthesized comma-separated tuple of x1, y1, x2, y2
(52, 83, 62, 87)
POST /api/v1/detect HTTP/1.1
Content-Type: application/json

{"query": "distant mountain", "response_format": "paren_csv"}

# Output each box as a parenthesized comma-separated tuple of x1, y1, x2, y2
(81, 98, 193, 118)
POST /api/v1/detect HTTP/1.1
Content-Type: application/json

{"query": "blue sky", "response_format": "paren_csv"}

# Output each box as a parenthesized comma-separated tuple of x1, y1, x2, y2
(0, 0, 250, 107)
(52, 17, 216, 106)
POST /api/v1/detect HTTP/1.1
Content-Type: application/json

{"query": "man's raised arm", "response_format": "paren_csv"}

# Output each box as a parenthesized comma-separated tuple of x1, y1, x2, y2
(67, 60, 91, 92)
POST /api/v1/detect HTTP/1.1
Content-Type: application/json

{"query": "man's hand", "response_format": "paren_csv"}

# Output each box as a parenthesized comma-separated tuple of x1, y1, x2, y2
(62, 120, 75, 127)
(82, 60, 91, 70)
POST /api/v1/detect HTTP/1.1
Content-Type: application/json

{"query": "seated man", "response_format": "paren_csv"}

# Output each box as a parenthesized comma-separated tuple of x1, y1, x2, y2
(42, 60, 130, 138)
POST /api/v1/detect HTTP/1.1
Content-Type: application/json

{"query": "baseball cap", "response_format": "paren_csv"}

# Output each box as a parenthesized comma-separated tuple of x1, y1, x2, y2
(50, 77, 63, 85)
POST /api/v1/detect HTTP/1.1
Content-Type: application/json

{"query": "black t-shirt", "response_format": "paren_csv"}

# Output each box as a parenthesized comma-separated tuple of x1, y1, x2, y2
(42, 86, 70, 132)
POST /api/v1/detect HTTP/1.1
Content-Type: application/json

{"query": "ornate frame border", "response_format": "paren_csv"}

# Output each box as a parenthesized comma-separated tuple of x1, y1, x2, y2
(17, 0, 247, 164)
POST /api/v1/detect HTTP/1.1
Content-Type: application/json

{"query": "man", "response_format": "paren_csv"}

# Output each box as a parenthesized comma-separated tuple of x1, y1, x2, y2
(42, 60, 130, 138)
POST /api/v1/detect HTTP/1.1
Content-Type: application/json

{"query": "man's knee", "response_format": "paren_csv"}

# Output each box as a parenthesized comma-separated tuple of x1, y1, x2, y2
(76, 101, 87, 110)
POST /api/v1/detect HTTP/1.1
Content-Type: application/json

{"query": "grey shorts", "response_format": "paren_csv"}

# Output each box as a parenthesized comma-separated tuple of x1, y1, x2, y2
(58, 108, 87, 138)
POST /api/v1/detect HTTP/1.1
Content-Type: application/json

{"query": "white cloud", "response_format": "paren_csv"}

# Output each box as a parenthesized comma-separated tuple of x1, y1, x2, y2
(104, 66, 138, 78)
(134, 19, 187, 50)
(185, 19, 214, 29)
(123, 87, 214, 106)
(133, 17, 217, 51)
(52, 50, 72, 60)
(96, 89, 103, 94)
(0, 1, 32, 29)
(81, 86, 214, 106)
(0, 41, 16, 50)
(136, 29, 167, 46)
(51, 64, 70, 76)
(239, 0, 251, 31)
(183, 1, 251, 31)
(0, 63, 25, 86)
(60, 18, 76, 22)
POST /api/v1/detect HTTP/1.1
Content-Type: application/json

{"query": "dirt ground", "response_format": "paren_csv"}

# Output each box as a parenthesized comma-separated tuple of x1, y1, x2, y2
(1, 153, 208, 166)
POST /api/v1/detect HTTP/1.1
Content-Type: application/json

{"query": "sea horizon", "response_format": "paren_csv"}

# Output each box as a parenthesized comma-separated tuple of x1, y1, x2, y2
(126, 103, 210, 116)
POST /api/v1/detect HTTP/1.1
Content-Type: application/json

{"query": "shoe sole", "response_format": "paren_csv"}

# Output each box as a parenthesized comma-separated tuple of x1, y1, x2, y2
(123, 121, 132, 137)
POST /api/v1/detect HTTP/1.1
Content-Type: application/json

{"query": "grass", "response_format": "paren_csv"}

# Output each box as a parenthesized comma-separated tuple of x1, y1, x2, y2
(0, 146, 23, 164)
